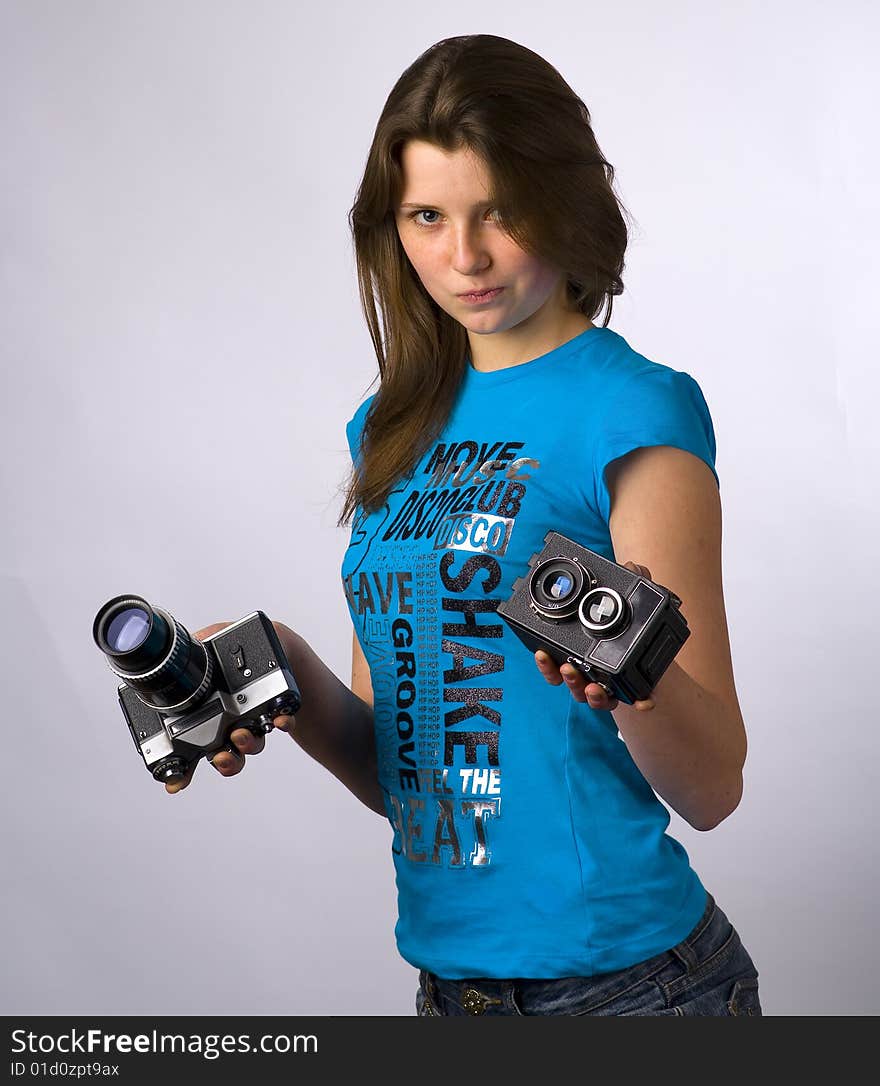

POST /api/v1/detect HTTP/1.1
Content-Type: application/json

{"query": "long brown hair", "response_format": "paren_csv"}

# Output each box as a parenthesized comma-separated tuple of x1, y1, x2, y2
(337, 34, 632, 528)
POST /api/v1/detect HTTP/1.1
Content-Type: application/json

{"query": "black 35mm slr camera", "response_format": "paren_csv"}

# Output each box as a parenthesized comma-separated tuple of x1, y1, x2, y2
(92, 595, 302, 784)
(497, 531, 689, 705)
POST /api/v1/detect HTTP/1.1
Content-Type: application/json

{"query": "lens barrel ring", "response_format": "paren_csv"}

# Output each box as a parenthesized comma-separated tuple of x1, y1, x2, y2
(577, 586, 628, 636)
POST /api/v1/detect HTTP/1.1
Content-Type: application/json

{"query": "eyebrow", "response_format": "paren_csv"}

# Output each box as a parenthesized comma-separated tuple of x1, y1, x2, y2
(398, 199, 495, 210)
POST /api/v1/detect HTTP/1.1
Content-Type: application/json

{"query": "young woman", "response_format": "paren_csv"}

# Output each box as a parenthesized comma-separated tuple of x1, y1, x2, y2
(172, 34, 761, 1016)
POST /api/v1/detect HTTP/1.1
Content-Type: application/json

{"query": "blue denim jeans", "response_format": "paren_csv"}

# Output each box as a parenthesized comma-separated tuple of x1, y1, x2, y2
(415, 893, 761, 1016)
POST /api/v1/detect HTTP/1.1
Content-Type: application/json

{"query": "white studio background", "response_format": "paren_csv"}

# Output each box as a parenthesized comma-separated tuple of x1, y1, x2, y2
(1, 0, 877, 1017)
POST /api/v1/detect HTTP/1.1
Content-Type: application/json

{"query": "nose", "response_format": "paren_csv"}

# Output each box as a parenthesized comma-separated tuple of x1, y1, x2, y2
(450, 222, 491, 277)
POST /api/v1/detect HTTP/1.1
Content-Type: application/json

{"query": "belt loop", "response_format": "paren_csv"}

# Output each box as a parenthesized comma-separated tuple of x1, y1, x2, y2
(673, 891, 716, 969)
(671, 941, 698, 969)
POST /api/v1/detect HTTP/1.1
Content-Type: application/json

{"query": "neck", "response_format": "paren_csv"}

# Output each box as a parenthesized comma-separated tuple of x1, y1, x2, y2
(468, 309, 595, 373)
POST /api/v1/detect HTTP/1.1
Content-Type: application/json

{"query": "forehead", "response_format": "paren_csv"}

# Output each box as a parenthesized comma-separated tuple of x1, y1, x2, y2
(398, 140, 493, 201)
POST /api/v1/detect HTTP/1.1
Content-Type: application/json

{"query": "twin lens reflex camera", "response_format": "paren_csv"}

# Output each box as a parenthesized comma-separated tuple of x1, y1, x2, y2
(92, 595, 302, 784)
(497, 530, 690, 705)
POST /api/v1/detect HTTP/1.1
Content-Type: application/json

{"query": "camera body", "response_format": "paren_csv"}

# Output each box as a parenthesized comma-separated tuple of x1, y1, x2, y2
(93, 596, 301, 783)
(497, 530, 689, 705)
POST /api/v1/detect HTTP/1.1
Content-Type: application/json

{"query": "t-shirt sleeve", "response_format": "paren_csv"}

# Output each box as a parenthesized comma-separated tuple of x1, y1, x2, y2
(591, 367, 718, 524)
(345, 394, 375, 465)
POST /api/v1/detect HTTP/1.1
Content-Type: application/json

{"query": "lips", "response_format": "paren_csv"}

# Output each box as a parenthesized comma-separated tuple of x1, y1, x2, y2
(456, 287, 506, 307)
(458, 287, 502, 297)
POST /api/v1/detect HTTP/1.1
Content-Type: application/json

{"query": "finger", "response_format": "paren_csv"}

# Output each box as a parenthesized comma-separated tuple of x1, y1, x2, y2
(273, 713, 297, 733)
(193, 622, 233, 641)
(634, 697, 655, 711)
(165, 761, 197, 794)
(208, 745, 245, 775)
(560, 664, 589, 703)
(586, 683, 619, 710)
(229, 727, 265, 757)
(535, 651, 565, 685)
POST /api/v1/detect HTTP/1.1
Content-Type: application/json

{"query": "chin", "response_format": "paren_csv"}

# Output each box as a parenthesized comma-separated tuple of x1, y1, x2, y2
(459, 307, 513, 327)
(467, 322, 506, 336)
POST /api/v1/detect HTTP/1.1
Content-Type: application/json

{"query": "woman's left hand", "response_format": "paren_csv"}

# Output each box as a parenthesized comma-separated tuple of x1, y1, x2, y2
(533, 561, 656, 712)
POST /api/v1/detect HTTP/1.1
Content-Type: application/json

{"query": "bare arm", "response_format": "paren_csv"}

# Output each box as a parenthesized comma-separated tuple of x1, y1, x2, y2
(167, 620, 385, 816)
(605, 445, 746, 829)
(272, 623, 385, 816)
(539, 445, 747, 831)
(351, 628, 374, 708)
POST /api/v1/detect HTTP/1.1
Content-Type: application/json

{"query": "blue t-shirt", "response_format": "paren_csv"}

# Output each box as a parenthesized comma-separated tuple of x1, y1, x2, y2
(340, 325, 715, 979)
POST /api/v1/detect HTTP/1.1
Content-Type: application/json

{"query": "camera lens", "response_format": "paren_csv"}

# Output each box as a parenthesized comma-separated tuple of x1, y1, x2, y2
(105, 607, 151, 653)
(578, 587, 628, 637)
(93, 594, 213, 712)
(528, 557, 593, 619)
(544, 572, 574, 600)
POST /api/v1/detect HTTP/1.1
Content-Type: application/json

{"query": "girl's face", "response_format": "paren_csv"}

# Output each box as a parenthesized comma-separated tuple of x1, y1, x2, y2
(394, 140, 589, 370)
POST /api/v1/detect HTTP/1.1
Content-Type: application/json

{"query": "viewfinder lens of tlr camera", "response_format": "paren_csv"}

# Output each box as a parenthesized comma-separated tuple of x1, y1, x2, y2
(577, 587, 629, 638)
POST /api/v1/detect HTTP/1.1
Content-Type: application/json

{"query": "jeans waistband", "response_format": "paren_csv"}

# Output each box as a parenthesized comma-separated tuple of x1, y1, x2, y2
(420, 891, 718, 1014)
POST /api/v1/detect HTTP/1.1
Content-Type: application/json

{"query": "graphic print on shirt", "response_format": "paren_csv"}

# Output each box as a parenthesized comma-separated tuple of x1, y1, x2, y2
(343, 437, 540, 870)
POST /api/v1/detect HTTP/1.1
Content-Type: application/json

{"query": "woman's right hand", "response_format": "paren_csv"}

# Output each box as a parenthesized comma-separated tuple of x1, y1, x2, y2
(164, 620, 297, 794)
